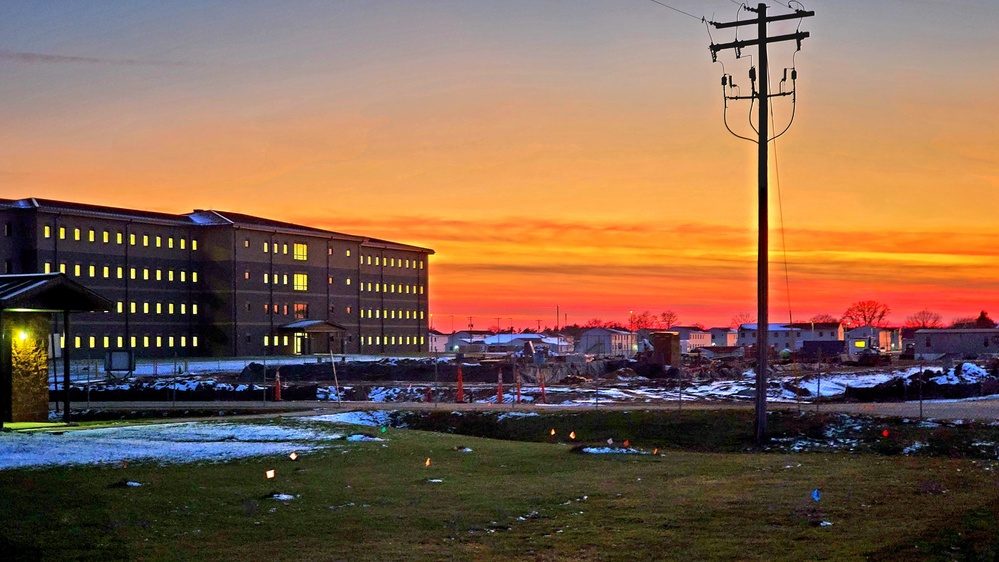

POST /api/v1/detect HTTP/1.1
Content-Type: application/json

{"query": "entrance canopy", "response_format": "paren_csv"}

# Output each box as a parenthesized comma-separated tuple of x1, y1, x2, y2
(0, 273, 113, 313)
(277, 319, 347, 333)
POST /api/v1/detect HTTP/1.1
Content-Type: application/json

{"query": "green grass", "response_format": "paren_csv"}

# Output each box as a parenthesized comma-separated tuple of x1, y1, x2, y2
(3, 415, 999, 560)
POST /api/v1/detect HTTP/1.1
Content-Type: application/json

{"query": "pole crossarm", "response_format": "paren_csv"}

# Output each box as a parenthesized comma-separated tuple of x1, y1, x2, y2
(709, 10, 814, 29)
(710, 31, 810, 56)
(726, 91, 793, 102)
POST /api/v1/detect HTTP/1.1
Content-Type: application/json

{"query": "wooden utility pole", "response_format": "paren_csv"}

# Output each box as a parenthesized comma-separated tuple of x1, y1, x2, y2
(709, 4, 813, 445)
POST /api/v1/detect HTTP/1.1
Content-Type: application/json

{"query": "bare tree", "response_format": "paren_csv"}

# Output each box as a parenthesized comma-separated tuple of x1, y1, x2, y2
(809, 314, 838, 324)
(950, 317, 977, 329)
(842, 300, 891, 328)
(631, 311, 659, 331)
(659, 310, 680, 329)
(730, 312, 756, 328)
(905, 310, 942, 329)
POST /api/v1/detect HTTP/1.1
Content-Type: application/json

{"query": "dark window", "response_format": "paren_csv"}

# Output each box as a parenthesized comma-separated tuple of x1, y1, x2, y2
(3, 260, 11, 273)
(925, 337, 931, 348)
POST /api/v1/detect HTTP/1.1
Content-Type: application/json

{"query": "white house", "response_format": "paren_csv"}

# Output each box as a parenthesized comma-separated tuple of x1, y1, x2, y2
(708, 328, 737, 347)
(667, 326, 712, 354)
(915, 328, 999, 359)
(428, 329, 449, 353)
(577, 328, 636, 358)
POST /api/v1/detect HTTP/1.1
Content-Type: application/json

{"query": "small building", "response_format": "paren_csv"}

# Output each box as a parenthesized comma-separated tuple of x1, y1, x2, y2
(1, 273, 113, 427)
(667, 326, 712, 354)
(737, 323, 804, 350)
(708, 327, 737, 347)
(915, 328, 999, 359)
(445, 330, 494, 353)
(577, 327, 636, 358)
(845, 326, 902, 352)
(482, 333, 572, 355)
(428, 329, 449, 353)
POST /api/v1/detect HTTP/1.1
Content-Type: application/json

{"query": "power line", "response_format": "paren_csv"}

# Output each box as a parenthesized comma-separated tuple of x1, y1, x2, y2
(646, 0, 703, 22)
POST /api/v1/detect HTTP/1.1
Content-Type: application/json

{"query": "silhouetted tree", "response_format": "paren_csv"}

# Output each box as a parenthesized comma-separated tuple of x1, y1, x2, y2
(659, 310, 680, 329)
(950, 317, 977, 329)
(905, 310, 943, 329)
(730, 312, 756, 328)
(975, 311, 997, 328)
(809, 314, 838, 324)
(842, 300, 891, 328)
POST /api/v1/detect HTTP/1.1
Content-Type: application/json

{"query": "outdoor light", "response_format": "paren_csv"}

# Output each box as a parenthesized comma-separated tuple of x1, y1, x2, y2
(18, 330, 28, 341)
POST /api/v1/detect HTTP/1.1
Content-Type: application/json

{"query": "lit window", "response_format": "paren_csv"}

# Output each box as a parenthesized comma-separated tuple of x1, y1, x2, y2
(168, 270, 174, 281)
(346, 278, 351, 285)
(244, 239, 249, 248)
(103, 266, 109, 278)
(264, 273, 269, 284)
(294, 303, 308, 319)
(168, 336, 174, 347)
(143, 336, 149, 348)
(264, 336, 270, 346)
(193, 304, 198, 315)
(168, 237, 174, 248)
(59, 226, 66, 239)
(328, 276, 333, 285)
(130, 302, 137, 314)
(129, 233, 136, 245)
(117, 266, 123, 279)
(366, 256, 371, 265)
(272, 242, 278, 253)
(156, 269, 162, 281)
(375, 257, 380, 266)
(74, 228, 80, 241)
(130, 336, 136, 348)
(192, 239, 198, 251)
(420, 260, 424, 269)
(44, 262, 51, 273)
(103, 336, 109, 348)
(244, 270, 250, 280)
(346, 249, 351, 257)
(143, 302, 149, 314)
(293, 243, 308, 260)
(117, 302, 123, 313)
(420, 336, 425, 345)
(180, 271, 186, 282)
(117, 232, 123, 244)
(283, 243, 288, 255)
(59, 263, 66, 274)
(156, 303, 162, 314)
(156, 336, 162, 348)
(390, 258, 395, 267)
(192, 272, 198, 283)
(142, 234, 148, 247)
(168, 303, 174, 314)
(181, 304, 187, 314)
(282, 336, 288, 345)
(88, 229, 95, 242)
(155, 236, 161, 247)
(143, 268, 149, 280)
(73, 264, 80, 276)
(74, 336, 81, 348)
(283, 274, 288, 285)
(264, 241, 269, 253)
(88, 265, 95, 277)
(180, 238, 186, 249)
(180, 336, 186, 347)
(293, 273, 308, 291)
(44, 225, 51, 238)
(117, 336, 124, 347)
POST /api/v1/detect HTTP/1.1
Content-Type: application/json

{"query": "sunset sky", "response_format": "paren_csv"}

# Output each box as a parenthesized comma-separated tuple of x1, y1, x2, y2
(2, 1, 997, 330)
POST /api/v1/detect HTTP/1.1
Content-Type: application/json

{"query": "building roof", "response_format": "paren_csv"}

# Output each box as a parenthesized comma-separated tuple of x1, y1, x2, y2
(277, 319, 347, 333)
(0, 273, 113, 312)
(2, 197, 433, 254)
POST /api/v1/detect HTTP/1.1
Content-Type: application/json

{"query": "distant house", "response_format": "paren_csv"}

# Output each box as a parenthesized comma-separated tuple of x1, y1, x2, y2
(577, 328, 636, 358)
(915, 329, 999, 359)
(846, 326, 902, 352)
(446, 330, 494, 353)
(482, 333, 573, 355)
(428, 329, 449, 353)
(738, 322, 845, 351)
(667, 326, 712, 354)
(708, 328, 737, 347)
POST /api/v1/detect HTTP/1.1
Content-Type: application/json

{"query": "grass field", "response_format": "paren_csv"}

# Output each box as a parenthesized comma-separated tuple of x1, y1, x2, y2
(3, 411, 999, 561)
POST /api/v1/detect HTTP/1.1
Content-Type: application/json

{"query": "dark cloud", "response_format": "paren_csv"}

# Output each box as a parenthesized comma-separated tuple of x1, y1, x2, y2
(0, 49, 194, 67)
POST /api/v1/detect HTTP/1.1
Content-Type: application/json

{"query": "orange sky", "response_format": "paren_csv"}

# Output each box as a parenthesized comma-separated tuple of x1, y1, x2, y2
(2, 1, 997, 329)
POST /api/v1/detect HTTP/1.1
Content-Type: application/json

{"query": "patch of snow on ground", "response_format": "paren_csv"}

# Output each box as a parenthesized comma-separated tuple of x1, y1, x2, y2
(305, 410, 395, 428)
(0, 421, 343, 470)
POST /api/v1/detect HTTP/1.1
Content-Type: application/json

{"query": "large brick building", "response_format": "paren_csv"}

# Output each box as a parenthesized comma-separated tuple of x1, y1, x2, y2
(0, 198, 433, 358)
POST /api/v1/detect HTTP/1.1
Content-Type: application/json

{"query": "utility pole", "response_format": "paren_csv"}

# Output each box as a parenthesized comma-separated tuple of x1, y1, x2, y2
(709, 3, 813, 445)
